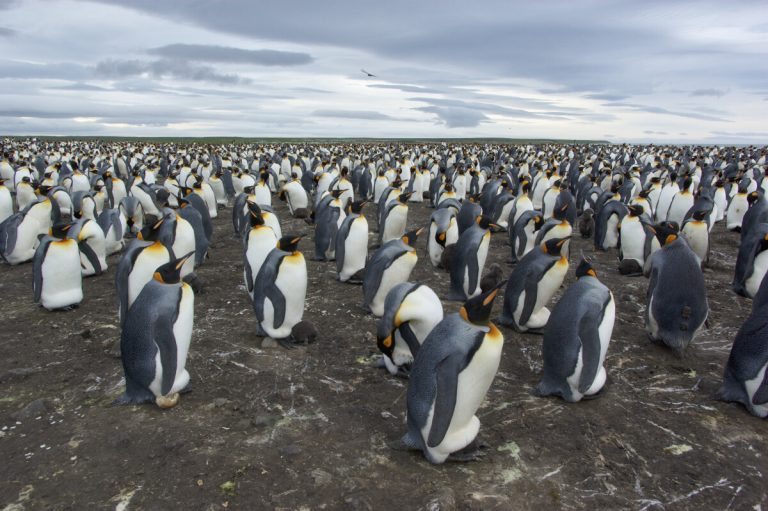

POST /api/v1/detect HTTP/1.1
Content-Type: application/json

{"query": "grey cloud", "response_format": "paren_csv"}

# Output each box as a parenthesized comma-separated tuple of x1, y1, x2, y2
(368, 83, 442, 94)
(94, 58, 250, 84)
(0, 60, 90, 80)
(644, 130, 668, 135)
(413, 106, 488, 128)
(312, 110, 394, 121)
(0, 26, 15, 36)
(584, 93, 629, 101)
(48, 82, 110, 91)
(147, 44, 313, 66)
(689, 88, 728, 97)
(605, 102, 729, 122)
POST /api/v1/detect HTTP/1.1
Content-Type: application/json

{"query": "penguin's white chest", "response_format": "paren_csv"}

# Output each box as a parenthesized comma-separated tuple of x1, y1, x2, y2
(340, 216, 368, 279)
(744, 363, 768, 418)
(603, 213, 620, 249)
(245, 227, 278, 293)
(263, 254, 307, 338)
(681, 222, 709, 264)
(727, 196, 748, 230)
(39, 240, 83, 310)
(371, 251, 417, 316)
(620, 218, 646, 261)
(382, 205, 408, 243)
(535, 258, 569, 312)
(129, 246, 170, 308)
(746, 250, 768, 298)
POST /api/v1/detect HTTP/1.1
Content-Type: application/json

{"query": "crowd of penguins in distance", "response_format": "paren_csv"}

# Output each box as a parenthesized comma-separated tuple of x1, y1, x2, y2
(1, 139, 767, 465)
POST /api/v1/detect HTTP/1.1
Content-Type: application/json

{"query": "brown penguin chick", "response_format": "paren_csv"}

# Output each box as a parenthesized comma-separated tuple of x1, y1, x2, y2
(578, 209, 595, 238)
(480, 263, 504, 293)
(290, 321, 319, 346)
(439, 242, 457, 271)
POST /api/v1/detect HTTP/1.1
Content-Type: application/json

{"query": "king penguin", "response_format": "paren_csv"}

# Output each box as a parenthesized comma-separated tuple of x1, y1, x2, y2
(362, 228, 421, 316)
(717, 274, 768, 418)
(377, 282, 444, 376)
(243, 201, 278, 299)
(114, 253, 195, 409)
(252, 234, 308, 346)
(393, 282, 505, 464)
(509, 210, 544, 264)
(535, 257, 616, 402)
(33, 222, 83, 310)
(336, 200, 369, 283)
(447, 215, 495, 301)
(497, 237, 570, 333)
(427, 207, 458, 268)
(645, 223, 708, 354)
(115, 218, 172, 326)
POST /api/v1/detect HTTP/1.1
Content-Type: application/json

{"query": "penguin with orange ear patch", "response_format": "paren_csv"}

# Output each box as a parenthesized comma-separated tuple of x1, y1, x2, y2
(427, 208, 458, 268)
(115, 252, 195, 408)
(645, 222, 708, 354)
(252, 234, 308, 346)
(392, 281, 505, 464)
(536, 257, 615, 402)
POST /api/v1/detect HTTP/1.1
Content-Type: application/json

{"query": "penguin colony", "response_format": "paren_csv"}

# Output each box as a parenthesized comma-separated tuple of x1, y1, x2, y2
(1, 140, 768, 465)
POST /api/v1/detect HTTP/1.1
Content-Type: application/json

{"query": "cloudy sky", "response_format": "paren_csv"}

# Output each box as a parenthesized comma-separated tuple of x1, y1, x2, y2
(0, 0, 767, 143)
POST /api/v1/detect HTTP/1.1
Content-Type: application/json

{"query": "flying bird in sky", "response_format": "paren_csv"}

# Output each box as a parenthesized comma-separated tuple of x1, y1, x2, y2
(360, 69, 376, 77)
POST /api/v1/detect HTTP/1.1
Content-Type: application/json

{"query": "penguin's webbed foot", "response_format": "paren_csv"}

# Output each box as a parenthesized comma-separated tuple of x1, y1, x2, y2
(447, 439, 489, 462)
(387, 437, 421, 452)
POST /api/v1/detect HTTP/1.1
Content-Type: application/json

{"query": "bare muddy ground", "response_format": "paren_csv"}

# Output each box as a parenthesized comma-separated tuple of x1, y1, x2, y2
(0, 196, 766, 510)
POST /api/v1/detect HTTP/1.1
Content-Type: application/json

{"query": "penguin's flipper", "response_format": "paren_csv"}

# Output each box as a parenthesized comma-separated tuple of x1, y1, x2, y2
(466, 246, 480, 296)
(362, 246, 402, 308)
(32, 237, 53, 303)
(399, 323, 421, 359)
(426, 353, 464, 449)
(577, 311, 603, 395)
(244, 258, 254, 294)
(79, 241, 102, 274)
(519, 271, 543, 328)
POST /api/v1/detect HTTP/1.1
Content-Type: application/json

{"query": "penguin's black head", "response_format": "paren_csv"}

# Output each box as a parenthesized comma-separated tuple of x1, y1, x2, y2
(21, 176, 31, 184)
(349, 200, 367, 214)
(575, 256, 597, 279)
(683, 176, 693, 190)
(553, 203, 569, 221)
(541, 237, 569, 256)
(692, 209, 708, 221)
(628, 204, 644, 217)
(533, 213, 544, 229)
(50, 222, 73, 239)
(398, 192, 413, 203)
(747, 191, 761, 205)
(247, 201, 265, 225)
(243, 185, 255, 194)
(137, 216, 164, 241)
(153, 251, 194, 285)
(443, 182, 453, 192)
(401, 228, 423, 247)
(277, 234, 304, 253)
(460, 280, 505, 326)
(653, 222, 679, 246)
(521, 181, 531, 194)
(330, 188, 344, 199)
(154, 188, 170, 207)
(476, 215, 497, 230)
(638, 188, 650, 199)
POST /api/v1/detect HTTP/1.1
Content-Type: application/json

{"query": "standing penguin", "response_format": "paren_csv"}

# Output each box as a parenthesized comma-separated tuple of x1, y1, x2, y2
(252, 234, 308, 346)
(313, 189, 344, 261)
(535, 257, 616, 402)
(457, 194, 482, 235)
(392, 283, 505, 464)
(115, 218, 172, 326)
(362, 229, 421, 316)
(509, 210, 544, 264)
(727, 185, 750, 231)
(618, 204, 657, 276)
(594, 200, 627, 251)
(427, 208, 458, 268)
(336, 200, 369, 283)
(377, 282, 444, 376)
(114, 253, 195, 409)
(733, 225, 768, 298)
(243, 201, 278, 299)
(717, 275, 768, 418)
(68, 218, 108, 277)
(645, 223, 708, 354)
(33, 223, 83, 310)
(447, 215, 495, 301)
(0, 178, 12, 224)
(497, 237, 570, 333)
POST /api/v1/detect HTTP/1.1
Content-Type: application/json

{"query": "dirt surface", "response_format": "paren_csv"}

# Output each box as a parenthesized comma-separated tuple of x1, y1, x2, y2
(1, 195, 766, 510)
